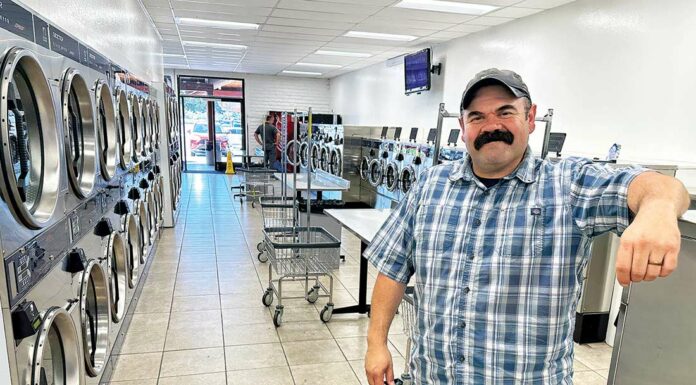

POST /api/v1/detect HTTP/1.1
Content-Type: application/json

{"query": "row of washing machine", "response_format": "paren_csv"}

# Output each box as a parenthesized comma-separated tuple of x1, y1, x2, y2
(358, 135, 467, 205)
(290, 124, 344, 177)
(0, 28, 171, 384)
(165, 95, 183, 212)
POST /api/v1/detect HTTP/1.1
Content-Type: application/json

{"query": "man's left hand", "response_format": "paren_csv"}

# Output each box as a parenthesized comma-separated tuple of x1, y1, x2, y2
(615, 202, 681, 286)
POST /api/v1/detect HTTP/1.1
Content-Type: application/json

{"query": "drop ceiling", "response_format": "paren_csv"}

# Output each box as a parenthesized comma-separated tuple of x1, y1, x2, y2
(142, 0, 576, 78)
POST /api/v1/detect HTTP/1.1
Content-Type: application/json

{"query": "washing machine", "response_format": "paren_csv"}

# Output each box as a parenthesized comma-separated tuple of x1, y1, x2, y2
(115, 88, 133, 171)
(129, 93, 143, 163)
(95, 80, 119, 182)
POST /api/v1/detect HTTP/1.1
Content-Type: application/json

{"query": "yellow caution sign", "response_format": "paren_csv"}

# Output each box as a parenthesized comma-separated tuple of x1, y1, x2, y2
(225, 149, 235, 174)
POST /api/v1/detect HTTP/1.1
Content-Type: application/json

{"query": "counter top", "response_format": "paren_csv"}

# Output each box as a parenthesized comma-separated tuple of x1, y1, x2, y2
(324, 208, 392, 244)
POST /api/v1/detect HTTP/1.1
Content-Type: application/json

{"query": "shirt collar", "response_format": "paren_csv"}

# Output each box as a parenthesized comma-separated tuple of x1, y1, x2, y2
(448, 146, 537, 184)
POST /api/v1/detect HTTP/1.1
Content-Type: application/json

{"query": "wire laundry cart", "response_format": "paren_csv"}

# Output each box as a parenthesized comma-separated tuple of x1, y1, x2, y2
(391, 287, 416, 385)
(256, 196, 295, 262)
(261, 226, 341, 326)
(231, 167, 276, 207)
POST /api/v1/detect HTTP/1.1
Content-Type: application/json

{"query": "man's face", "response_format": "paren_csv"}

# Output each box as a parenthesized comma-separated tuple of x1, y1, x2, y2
(459, 85, 536, 172)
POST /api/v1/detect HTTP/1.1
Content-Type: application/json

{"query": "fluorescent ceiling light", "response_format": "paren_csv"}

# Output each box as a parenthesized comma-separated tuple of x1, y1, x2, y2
(296, 62, 342, 68)
(183, 41, 247, 50)
(158, 53, 186, 57)
(315, 50, 372, 58)
(394, 0, 497, 15)
(176, 17, 259, 30)
(344, 30, 417, 41)
(282, 70, 322, 76)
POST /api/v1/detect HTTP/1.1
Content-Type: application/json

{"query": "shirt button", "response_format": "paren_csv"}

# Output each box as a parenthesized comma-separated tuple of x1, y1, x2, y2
(464, 287, 471, 294)
(469, 255, 475, 260)
(472, 218, 481, 227)
(459, 355, 466, 363)
(460, 321, 466, 329)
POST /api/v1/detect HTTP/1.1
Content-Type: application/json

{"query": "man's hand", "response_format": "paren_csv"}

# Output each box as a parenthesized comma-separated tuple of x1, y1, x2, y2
(365, 343, 394, 385)
(616, 201, 681, 286)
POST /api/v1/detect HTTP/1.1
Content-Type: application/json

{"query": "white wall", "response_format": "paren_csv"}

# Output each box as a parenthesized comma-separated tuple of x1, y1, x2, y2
(330, 0, 696, 178)
(169, 69, 331, 150)
(20, 0, 163, 81)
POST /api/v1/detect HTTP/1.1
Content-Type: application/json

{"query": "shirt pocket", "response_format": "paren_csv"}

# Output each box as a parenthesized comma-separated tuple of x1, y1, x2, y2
(498, 205, 545, 261)
(414, 204, 461, 256)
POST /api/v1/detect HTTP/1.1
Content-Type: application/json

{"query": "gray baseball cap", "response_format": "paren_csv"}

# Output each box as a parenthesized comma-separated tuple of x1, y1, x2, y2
(460, 68, 531, 111)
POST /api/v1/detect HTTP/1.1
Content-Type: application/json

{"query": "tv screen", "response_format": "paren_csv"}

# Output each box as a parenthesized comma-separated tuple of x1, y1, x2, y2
(404, 48, 431, 95)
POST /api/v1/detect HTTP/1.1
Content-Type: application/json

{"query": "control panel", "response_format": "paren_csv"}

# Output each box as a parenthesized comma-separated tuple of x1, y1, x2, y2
(4, 218, 70, 308)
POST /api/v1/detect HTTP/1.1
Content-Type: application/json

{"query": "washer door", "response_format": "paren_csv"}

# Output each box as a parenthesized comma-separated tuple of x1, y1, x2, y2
(0, 47, 61, 229)
(95, 80, 117, 181)
(153, 102, 160, 150)
(400, 165, 416, 193)
(61, 68, 96, 199)
(359, 156, 370, 181)
(310, 143, 320, 171)
(129, 94, 142, 161)
(31, 307, 82, 385)
(385, 161, 399, 192)
(141, 100, 151, 155)
(146, 190, 157, 240)
(285, 139, 300, 167)
(136, 199, 151, 250)
(319, 145, 329, 171)
(368, 159, 383, 187)
(79, 260, 110, 377)
(105, 231, 128, 322)
(115, 89, 132, 169)
(329, 148, 342, 176)
(299, 141, 309, 169)
(121, 213, 141, 287)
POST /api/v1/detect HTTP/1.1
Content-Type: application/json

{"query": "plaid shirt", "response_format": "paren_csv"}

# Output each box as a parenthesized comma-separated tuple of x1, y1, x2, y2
(365, 149, 646, 384)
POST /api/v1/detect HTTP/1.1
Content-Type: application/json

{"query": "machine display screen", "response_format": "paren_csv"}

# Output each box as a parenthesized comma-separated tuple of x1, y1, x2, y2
(404, 48, 431, 94)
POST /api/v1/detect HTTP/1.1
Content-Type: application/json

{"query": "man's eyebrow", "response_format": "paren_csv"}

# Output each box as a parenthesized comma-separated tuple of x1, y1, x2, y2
(466, 110, 484, 117)
(496, 104, 518, 112)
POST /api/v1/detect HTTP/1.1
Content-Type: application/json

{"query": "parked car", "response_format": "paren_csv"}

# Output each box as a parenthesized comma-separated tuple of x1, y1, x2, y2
(189, 123, 228, 156)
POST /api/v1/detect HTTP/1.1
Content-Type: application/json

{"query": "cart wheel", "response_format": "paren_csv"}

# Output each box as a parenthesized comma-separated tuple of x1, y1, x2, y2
(262, 289, 273, 307)
(320, 304, 333, 323)
(257, 252, 268, 263)
(273, 308, 283, 327)
(306, 286, 320, 304)
(251, 201, 256, 208)
(256, 242, 264, 252)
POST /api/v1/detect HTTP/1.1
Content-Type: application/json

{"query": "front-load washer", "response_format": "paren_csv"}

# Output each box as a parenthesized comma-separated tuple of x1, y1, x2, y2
(119, 206, 142, 288)
(95, 80, 119, 182)
(104, 230, 128, 324)
(61, 68, 98, 213)
(129, 93, 142, 163)
(329, 146, 342, 177)
(0, 46, 66, 254)
(115, 88, 132, 170)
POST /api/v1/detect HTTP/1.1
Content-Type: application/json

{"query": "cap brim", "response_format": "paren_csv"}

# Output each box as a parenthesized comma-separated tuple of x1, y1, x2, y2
(460, 77, 526, 111)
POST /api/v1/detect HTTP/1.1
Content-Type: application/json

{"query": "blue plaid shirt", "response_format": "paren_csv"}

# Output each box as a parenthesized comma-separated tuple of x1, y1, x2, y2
(365, 149, 646, 384)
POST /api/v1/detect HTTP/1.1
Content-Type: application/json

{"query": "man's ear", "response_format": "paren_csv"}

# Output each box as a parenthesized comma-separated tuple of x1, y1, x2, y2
(458, 116, 466, 142)
(527, 103, 537, 134)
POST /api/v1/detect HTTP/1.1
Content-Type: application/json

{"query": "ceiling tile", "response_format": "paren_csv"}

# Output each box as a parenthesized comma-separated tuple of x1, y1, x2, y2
(276, 0, 382, 15)
(271, 9, 367, 23)
(352, 22, 448, 36)
(446, 23, 489, 32)
(261, 25, 344, 37)
(265, 17, 355, 30)
(171, 1, 273, 15)
(174, 0, 278, 7)
(372, 8, 478, 24)
(257, 31, 334, 42)
(152, 15, 175, 23)
(484, 6, 543, 18)
(513, 0, 576, 9)
(144, 6, 173, 17)
(466, 16, 514, 26)
(358, 16, 456, 31)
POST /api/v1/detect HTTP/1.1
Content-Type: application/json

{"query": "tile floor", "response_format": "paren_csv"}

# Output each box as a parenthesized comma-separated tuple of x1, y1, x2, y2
(105, 172, 613, 385)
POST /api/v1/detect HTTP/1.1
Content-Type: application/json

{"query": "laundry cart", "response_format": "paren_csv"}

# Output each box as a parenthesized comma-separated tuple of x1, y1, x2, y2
(393, 287, 416, 385)
(256, 196, 295, 262)
(231, 167, 276, 207)
(261, 226, 340, 327)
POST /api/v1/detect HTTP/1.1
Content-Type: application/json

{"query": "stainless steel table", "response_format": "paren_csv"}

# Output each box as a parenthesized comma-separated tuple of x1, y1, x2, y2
(324, 208, 392, 315)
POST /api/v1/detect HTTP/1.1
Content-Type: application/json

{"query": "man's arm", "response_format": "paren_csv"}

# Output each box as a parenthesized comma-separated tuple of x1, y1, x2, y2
(617, 172, 690, 285)
(365, 273, 406, 385)
(254, 132, 262, 146)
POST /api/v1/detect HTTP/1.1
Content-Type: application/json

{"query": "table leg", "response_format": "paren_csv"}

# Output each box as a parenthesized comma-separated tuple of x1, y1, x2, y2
(333, 240, 371, 315)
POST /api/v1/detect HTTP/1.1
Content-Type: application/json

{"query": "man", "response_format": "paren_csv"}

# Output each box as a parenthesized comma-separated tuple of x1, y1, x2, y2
(364, 68, 689, 384)
(254, 115, 280, 167)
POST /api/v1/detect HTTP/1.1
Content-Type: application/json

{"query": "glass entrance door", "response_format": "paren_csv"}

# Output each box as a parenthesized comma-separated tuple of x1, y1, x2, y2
(213, 100, 244, 164)
(182, 97, 211, 171)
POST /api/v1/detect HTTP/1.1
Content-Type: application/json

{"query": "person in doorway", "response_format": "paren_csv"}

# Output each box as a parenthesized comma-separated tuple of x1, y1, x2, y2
(254, 114, 280, 167)
(364, 68, 689, 385)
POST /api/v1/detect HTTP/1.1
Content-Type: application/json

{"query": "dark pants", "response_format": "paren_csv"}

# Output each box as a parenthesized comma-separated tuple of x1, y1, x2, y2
(264, 147, 276, 168)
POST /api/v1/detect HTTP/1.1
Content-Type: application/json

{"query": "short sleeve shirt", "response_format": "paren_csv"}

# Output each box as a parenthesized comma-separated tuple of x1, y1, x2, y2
(364, 149, 646, 384)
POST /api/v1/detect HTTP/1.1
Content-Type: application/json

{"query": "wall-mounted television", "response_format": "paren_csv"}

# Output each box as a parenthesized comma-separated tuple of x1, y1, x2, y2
(404, 48, 431, 95)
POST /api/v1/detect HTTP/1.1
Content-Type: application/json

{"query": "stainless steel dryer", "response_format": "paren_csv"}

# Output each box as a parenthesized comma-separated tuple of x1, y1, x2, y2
(0, 45, 67, 255)
(61, 68, 98, 215)
(129, 93, 143, 162)
(115, 88, 132, 170)
(95, 80, 119, 182)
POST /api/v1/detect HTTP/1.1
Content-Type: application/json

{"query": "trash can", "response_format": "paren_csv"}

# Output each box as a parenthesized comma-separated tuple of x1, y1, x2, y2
(205, 140, 215, 165)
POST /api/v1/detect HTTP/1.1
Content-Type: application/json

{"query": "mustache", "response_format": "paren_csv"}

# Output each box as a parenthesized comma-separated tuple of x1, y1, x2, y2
(473, 129, 514, 150)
